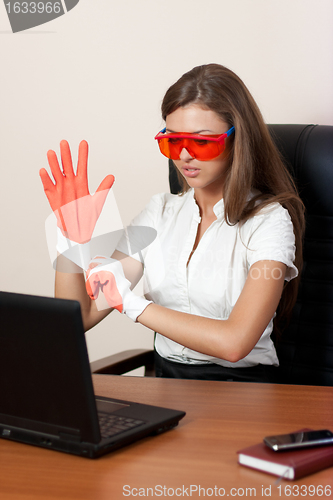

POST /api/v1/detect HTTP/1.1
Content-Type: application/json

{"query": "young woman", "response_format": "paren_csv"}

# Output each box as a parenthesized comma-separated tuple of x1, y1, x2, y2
(40, 64, 305, 383)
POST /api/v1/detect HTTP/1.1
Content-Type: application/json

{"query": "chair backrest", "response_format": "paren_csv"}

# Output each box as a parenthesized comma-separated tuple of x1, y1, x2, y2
(169, 124, 333, 386)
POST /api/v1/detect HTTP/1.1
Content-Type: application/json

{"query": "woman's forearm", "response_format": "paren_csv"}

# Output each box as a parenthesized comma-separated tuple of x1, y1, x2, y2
(137, 261, 286, 363)
(137, 303, 242, 362)
(55, 254, 112, 331)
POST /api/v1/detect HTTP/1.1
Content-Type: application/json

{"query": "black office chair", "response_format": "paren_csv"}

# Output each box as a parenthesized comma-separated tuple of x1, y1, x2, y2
(90, 124, 333, 386)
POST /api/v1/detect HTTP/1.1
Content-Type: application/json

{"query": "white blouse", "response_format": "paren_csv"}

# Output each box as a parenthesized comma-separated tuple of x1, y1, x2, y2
(117, 189, 297, 368)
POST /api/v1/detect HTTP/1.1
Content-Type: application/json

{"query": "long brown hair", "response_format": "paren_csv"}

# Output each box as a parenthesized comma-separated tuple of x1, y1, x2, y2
(161, 64, 305, 332)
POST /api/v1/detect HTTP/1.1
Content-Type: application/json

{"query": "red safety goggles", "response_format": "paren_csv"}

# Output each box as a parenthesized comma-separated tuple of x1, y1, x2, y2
(155, 126, 235, 161)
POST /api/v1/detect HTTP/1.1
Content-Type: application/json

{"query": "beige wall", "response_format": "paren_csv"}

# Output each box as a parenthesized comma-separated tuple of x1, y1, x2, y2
(1, 0, 333, 364)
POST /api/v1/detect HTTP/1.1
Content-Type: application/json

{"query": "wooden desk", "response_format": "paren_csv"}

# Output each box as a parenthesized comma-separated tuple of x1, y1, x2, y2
(0, 376, 332, 499)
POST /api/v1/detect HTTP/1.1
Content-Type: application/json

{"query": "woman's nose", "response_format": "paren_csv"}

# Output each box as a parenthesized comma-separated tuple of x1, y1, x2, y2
(179, 147, 194, 161)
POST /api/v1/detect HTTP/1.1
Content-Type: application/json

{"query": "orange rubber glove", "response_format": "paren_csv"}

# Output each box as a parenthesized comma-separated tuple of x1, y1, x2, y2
(40, 140, 114, 269)
(40, 140, 114, 242)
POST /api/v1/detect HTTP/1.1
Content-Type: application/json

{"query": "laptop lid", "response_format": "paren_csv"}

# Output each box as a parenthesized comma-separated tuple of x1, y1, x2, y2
(0, 291, 185, 457)
(0, 291, 101, 443)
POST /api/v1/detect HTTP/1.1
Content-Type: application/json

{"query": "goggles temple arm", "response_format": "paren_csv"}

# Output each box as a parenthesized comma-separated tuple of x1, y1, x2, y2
(226, 126, 235, 136)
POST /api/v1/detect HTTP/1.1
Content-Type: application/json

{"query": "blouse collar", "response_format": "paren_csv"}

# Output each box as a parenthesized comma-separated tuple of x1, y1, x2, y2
(189, 189, 225, 221)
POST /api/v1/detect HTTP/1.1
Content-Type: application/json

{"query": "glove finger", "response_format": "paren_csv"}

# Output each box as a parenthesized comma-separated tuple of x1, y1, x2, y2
(39, 167, 55, 194)
(95, 175, 115, 196)
(60, 140, 75, 178)
(47, 149, 64, 186)
(76, 140, 89, 183)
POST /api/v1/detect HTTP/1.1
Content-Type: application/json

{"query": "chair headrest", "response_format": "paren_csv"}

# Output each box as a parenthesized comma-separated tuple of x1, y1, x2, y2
(268, 124, 333, 216)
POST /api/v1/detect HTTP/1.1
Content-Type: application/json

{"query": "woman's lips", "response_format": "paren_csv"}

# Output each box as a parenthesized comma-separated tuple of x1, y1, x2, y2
(182, 166, 200, 178)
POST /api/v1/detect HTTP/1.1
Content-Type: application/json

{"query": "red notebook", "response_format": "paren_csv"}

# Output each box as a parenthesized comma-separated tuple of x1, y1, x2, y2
(237, 432, 333, 480)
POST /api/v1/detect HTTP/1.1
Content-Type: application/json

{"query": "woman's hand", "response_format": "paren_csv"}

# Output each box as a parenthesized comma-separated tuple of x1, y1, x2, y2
(85, 256, 152, 320)
(39, 140, 114, 243)
(85, 257, 124, 312)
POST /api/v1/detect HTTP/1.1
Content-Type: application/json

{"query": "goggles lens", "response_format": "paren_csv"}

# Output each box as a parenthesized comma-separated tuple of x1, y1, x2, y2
(155, 126, 234, 161)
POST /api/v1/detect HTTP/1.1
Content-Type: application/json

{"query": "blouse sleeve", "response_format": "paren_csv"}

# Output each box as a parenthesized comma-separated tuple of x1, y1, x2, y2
(246, 203, 298, 281)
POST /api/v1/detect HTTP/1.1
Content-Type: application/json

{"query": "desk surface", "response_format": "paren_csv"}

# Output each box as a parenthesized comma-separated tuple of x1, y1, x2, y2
(0, 376, 332, 500)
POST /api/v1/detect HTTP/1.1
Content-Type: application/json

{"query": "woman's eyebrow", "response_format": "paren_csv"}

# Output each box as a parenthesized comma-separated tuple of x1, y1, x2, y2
(165, 128, 213, 134)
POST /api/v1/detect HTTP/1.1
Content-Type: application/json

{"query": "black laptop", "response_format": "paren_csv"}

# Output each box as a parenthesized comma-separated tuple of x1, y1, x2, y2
(0, 291, 185, 458)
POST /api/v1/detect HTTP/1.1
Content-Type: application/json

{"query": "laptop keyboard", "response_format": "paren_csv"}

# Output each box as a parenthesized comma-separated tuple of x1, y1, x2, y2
(98, 412, 145, 439)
